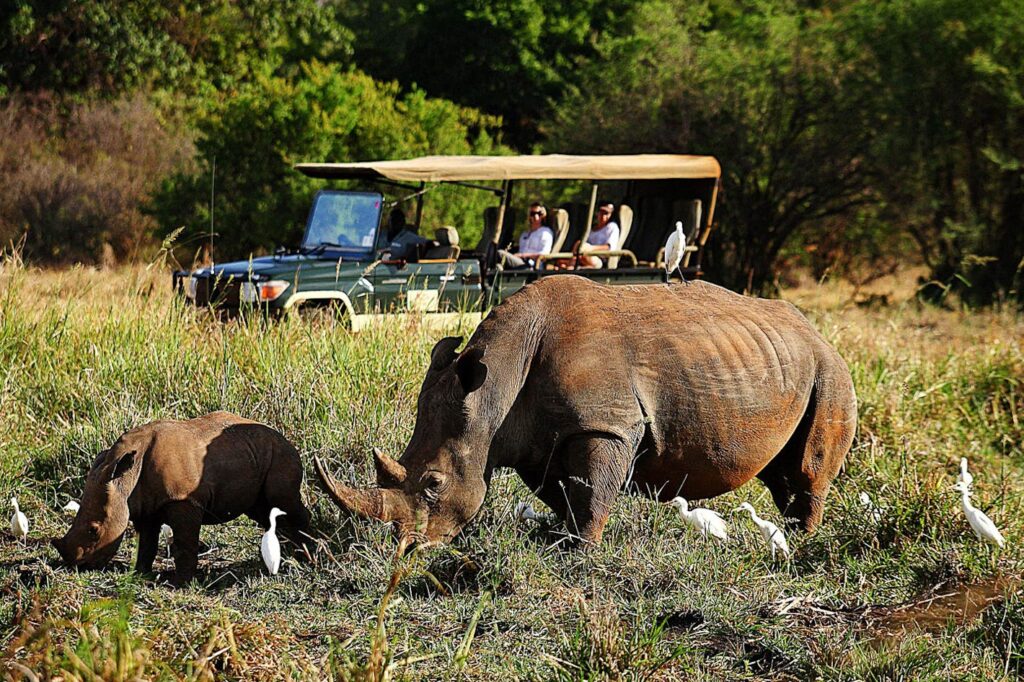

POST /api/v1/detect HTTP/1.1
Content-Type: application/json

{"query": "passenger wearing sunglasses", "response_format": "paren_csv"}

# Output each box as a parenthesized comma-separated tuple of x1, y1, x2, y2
(576, 200, 619, 268)
(499, 201, 553, 269)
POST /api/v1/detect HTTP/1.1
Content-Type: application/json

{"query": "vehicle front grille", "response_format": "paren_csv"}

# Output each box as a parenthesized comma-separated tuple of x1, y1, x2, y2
(188, 275, 243, 308)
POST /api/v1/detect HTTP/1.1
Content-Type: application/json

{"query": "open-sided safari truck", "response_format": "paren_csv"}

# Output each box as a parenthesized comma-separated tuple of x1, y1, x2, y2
(173, 154, 720, 327)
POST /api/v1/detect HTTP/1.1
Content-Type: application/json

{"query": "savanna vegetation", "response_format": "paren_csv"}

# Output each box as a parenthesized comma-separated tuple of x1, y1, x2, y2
(1, 256, 1022, 679)
(2, 0, 1022, 302)
(2, 1, 1023, 679)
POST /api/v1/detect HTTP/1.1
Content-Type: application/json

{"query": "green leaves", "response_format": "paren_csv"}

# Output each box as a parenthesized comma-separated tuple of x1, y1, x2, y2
(152, 63, 504, 257)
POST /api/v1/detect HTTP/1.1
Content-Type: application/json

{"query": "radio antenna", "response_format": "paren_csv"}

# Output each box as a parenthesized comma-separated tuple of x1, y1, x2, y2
(209, 156, 216, 266)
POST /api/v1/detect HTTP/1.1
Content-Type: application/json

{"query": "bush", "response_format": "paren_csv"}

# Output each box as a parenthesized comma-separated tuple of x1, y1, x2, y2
(0, 93, 194, 264)
(151, 62, 505, 260)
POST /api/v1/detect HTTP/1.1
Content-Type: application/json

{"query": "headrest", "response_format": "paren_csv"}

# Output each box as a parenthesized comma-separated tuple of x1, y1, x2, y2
(434, 226, 459, 246)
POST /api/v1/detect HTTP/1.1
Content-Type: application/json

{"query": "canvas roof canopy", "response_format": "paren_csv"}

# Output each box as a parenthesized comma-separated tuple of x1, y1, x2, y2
(295, 154, 720, 182)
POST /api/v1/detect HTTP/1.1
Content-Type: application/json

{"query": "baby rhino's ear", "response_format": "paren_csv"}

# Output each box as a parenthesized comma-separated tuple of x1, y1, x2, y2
(109, 450, 138, 481)
(429, 336, 464, 372)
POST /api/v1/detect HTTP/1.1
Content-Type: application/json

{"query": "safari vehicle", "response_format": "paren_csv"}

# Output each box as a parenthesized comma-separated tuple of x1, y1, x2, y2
(173, 154, 720, 327)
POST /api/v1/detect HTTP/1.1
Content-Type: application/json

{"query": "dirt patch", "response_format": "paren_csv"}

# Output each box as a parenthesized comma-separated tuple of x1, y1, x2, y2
(862, 575, 1019, 644)
(771, 575, 1021, 645)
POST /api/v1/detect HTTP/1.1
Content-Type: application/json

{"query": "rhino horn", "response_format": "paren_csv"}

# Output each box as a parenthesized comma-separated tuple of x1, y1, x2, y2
(314, 456, 391, 521)
(373, 447, 407, 486)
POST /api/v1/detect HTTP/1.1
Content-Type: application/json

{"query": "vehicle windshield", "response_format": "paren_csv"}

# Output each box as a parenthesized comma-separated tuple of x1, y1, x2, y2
(301, 191, 382, 254)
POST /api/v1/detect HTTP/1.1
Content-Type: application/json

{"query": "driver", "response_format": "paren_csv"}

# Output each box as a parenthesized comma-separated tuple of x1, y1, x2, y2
(382, 208, 429, 261)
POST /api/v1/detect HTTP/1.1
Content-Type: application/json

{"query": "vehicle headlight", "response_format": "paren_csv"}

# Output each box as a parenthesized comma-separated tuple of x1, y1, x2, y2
(186, 276, 199, 300)
(241, 280, 290, 303)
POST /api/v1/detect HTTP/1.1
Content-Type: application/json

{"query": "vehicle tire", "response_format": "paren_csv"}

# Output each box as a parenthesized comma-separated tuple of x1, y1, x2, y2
(297, 300, 352, 329)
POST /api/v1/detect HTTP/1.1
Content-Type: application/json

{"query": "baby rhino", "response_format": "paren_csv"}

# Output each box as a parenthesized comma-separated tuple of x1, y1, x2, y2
(53, 411, 310, 586)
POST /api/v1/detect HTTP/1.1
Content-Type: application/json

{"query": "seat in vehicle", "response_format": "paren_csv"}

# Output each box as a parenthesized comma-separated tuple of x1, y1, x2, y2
(607, 204, 633, 269)
(548, 208, 570, 254)
(422, 226, 460, 261)
(473, 206, 518, 267)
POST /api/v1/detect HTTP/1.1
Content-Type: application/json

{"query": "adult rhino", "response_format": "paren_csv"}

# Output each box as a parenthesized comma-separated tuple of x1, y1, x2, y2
(315, 276, 857, 545)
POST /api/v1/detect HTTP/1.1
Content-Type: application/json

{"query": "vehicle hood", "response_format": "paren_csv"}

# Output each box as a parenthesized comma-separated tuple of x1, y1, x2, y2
(190, 253, 339, 279)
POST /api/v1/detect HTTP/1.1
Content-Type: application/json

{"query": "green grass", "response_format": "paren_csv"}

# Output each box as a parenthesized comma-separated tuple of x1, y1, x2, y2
(1, 260, 1022, 680)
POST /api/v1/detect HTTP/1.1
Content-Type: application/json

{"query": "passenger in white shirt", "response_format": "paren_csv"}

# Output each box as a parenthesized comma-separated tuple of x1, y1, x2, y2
(498, 202, 553, 269)
(577, 200, 619, 268)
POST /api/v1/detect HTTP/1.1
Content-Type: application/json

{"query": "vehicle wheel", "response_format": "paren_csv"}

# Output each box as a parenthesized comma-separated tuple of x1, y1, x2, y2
(297, 300, 351, 329)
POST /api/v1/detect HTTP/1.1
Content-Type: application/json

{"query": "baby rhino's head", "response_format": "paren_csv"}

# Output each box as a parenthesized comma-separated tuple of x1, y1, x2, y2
(53, 447, 140, 569)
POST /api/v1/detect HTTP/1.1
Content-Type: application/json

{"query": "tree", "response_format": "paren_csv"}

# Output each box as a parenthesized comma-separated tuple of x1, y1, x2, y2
(151, 62, 504, 259)
(0, 0, 353, 97)
(338, 0, 638, 148)
(852, 0, 1024, 305)
(547, 1, 877, 293)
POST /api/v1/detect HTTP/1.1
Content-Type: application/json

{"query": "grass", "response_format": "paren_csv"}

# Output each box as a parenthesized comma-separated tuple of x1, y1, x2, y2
(1, 257, 1022, 680)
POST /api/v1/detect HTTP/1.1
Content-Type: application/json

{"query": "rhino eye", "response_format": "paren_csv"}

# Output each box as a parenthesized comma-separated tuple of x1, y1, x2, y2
(421, 472, 448, 501)
(88, 524, 100, 539)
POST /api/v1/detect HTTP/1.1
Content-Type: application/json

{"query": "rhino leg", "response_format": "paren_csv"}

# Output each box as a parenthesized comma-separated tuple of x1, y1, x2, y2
(163, 501, 202, 586)
(134, 519, 161, 574)
(758, 366, 856, 532)
(559, 434, 634, 545)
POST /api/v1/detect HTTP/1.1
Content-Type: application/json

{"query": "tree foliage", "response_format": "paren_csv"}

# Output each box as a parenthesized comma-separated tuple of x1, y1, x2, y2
(547, 1, 877, 293)
(2, 0, 1023, 305)
(151, 63, 504, 258)
(339, 0, 637, 147)
(852, 0, 1024, 304)
(0, 0, 353, 96)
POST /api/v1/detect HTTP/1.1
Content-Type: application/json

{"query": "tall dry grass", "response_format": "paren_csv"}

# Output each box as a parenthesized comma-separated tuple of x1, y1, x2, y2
(1, 259, 1022, 679)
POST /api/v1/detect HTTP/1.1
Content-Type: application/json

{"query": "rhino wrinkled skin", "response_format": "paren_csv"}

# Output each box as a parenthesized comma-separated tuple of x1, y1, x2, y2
(53, 411, 311, 585)
(316, 276, 858, 546)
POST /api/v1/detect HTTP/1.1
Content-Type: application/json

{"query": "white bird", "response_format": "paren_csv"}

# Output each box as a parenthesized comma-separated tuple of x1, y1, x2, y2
(859, 492, 883, 523)
(735, 502, 790, 559)
(669, 497, 728, 541)
(663, 221, 687, 279)
(515, 501, 554, 523)
(63, 500, 80, 515)
(10, 497, 29, 540)
(954, 481, 1004, 548)
(261, 508, 287, 575)
(160, 524, 174, 557)
(958, 457, 973, 489)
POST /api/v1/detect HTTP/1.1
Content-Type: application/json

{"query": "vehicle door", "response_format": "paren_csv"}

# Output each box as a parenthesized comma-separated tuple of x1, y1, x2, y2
(372, 260, 483, 314)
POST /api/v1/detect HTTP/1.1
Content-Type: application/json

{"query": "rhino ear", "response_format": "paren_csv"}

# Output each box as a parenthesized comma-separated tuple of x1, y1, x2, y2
(455, 347, 487, 394)
(109, 450, 138, 481)
(429, 336, 464, 372)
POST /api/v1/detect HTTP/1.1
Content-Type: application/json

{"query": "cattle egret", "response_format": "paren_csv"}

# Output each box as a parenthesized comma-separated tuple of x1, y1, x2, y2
(10, 498, 29, 540)
(958, 457, 973, 489)
(669, 497, 728, 540)
(663, 222, 686, 280)
(515, 501, 554, 523)
(954, 482, 1004, 548)
(859, 492, 883, 522)
(160, 524, 174, 558)
(261, 508, 286, 575)
(63, 500, 80, 515)
(735, 502, 790, 559)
